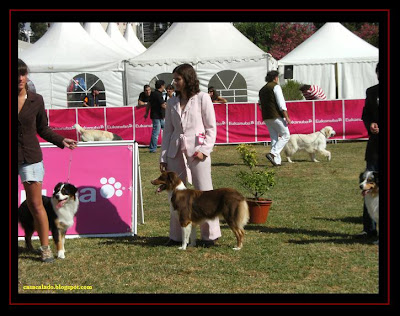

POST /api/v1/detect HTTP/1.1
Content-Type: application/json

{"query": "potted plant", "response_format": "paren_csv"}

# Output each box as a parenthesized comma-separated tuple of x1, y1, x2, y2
(236, 144, 275, 224)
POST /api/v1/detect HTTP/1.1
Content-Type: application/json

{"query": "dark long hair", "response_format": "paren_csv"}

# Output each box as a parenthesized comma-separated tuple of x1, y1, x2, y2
(173, 63, 200, 98)
(18, 58, 29, 91)
(18, 58, 29, 76)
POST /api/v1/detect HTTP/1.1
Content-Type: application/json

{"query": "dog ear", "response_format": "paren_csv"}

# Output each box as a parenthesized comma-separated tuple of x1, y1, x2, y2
(54, 182, 63, 192)
(68, 184, 78, 195)
(325, 127, 331, 138)
(167, 171, 178, 184)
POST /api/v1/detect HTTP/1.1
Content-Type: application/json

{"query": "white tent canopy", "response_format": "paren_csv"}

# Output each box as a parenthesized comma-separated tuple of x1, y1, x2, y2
(126, 22, 277, 104)
(18, 40, 32, 54)
(19, 22, 126, 108)
(124, 23, 146, 55)
(83, 22, 133, 59)
(278, 22, 379, 99)
(106, 22, 144, 57)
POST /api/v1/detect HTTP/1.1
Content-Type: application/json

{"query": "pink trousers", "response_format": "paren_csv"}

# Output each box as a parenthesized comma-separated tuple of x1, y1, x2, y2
(166, 151, 222, 241)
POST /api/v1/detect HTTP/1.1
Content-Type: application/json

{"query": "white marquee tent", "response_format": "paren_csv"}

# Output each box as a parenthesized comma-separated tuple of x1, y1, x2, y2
(19, 22, 126, 108)
(106, 22, 145, 57)
(126, 22, 277, 105)
(124, 23, 147, 55)
(83, 22, 133, 59)
(278, 22, 379, 99)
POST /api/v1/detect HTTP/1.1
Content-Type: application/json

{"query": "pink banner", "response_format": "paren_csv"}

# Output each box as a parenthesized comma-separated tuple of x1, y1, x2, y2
(227, 103, 256, 143)
(134, 107, 162, 147)
(344, 99, 368, 139)
(286, 101, 314, 135)
(42, 99, 367, 147)
(105, 107, 134, 140)
(314, 100, 343, 139)
(48, 108, 77, 141)
(18, 144, 135, 237)
(214, 103, 227, 144)
(255, 105, 270, 142)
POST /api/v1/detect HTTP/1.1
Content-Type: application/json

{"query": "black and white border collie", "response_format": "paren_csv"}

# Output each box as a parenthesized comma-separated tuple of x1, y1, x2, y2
(359, 170, 379, 242)
(18, 182, 79, 259)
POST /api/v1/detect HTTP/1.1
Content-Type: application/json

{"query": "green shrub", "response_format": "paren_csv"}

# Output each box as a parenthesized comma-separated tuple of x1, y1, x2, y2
(281, 80, 304, 101)
(236, 144, 275, 200)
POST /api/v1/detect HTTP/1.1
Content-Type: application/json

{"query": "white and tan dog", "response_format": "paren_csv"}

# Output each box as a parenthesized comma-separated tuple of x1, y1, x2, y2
(284, 126, 336, 163)
(73, 123, 122, 142)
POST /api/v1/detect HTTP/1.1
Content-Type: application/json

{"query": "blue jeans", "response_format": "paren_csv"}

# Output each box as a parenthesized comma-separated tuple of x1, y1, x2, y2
(149, 119, 164, 152)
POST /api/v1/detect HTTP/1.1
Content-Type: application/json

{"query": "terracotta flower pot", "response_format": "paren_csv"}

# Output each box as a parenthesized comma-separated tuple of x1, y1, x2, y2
(247, 198, 272, 224)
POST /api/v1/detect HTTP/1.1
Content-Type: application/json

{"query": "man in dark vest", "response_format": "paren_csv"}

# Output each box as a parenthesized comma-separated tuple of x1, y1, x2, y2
(259, 70, 292, 166)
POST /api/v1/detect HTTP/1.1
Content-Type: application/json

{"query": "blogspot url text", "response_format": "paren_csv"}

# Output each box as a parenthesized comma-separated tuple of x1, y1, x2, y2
(22, 284, 93, 291)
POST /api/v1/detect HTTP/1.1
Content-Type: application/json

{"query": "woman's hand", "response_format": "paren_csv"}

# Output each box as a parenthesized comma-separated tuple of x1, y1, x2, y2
(193, 151, 205, 160)
(63, 138, 78, 150)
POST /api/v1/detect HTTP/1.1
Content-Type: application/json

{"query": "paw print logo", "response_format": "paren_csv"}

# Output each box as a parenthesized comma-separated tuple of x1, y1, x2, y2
(100, 177, 123, 199)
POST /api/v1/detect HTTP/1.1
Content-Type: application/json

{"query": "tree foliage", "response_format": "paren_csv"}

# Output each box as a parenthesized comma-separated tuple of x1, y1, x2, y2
(235, 22, 379, 60)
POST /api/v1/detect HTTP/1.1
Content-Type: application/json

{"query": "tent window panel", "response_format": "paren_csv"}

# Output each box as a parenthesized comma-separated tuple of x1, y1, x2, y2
(150, 73, 175, 100)
(208, 70, 248, 103)
(150, 73, 174, 89)
(67, 73, 106, 107)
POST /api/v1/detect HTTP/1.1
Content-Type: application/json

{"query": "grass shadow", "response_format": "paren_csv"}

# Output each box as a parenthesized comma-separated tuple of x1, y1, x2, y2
(18, 246, 43, 262)
(99, 235, 169, 247)
(245, 225, 376, 245)
(312, 216, 362, 224)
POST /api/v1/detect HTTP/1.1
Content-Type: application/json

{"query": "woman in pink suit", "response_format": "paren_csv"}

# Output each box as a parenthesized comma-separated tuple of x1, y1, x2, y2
(160, 64, 221, 246)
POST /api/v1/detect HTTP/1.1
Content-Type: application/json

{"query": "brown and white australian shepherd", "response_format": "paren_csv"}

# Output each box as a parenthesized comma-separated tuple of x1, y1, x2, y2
(151, 171, 249, 250)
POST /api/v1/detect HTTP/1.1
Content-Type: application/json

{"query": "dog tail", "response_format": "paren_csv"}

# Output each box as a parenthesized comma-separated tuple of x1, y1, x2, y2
(112, 133, 123, 141)
(283, 138, 295, 156)
(237, 200, 250, 228)
(73, 123, 85, 134)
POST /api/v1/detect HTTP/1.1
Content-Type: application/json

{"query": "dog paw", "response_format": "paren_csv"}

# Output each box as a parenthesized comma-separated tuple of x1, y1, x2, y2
(57, 250, 65, 259)
(232, 247, 242, 251)
(178, 246, 187, 250)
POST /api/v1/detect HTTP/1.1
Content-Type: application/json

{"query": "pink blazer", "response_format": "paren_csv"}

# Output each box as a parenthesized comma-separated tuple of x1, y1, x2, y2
(160, 91, 216, 162)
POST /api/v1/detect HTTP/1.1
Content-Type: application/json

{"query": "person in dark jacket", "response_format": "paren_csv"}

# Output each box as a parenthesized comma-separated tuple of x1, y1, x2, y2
(83, 86, 100, 107)
(359, 63, 379, 239)
(18, 59, 77, 262)
(145, 80, 166, 153)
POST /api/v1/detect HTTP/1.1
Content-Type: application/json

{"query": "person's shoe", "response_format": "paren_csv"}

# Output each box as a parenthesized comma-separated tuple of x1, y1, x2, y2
(354, 230, 378, 239)
(200, 238, 219, 248)
(266, 153, 278, 166)
(39, 245, 54, 263)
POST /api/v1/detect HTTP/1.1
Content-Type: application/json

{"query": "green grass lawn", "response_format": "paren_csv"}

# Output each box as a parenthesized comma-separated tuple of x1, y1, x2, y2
(17, 141, 379, 295)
